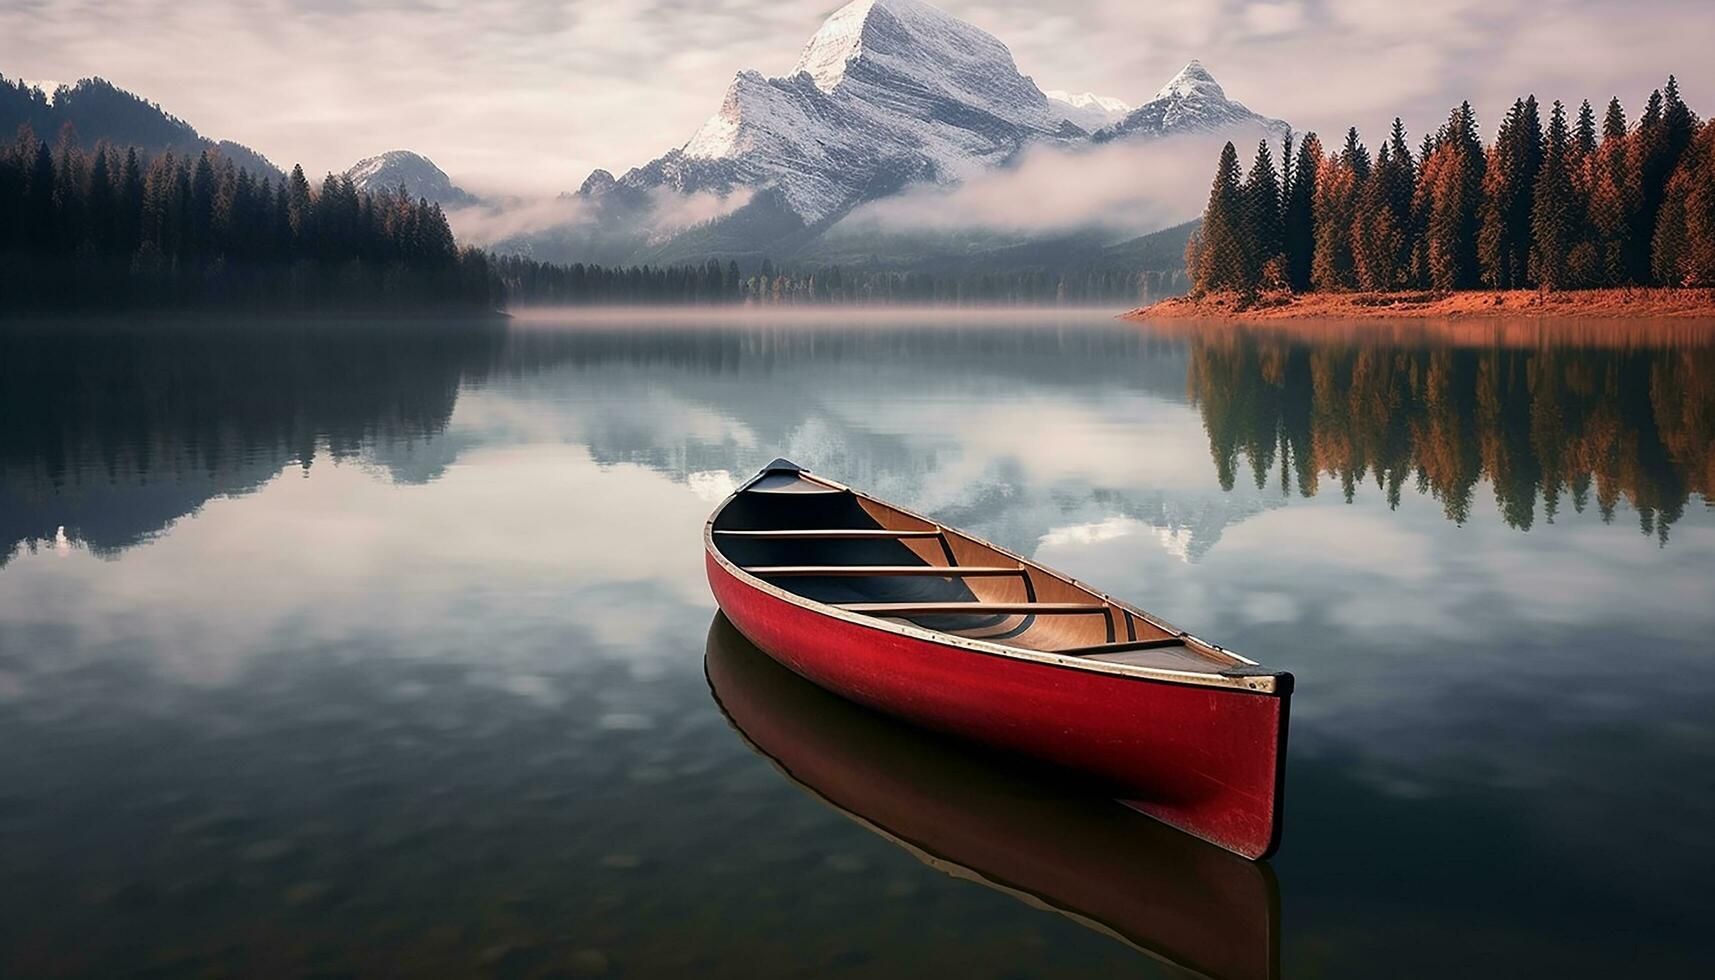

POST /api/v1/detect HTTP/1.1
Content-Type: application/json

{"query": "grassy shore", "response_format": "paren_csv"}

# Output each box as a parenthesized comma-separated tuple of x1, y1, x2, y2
(1129, 288, 1715, 320)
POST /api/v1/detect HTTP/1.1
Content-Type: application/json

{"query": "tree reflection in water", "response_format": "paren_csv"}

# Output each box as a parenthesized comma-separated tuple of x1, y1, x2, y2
(1178, 319, 1714, 542)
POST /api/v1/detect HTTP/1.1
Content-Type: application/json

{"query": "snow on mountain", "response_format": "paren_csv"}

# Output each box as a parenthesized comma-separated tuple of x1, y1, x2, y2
(550, 3, 1288, 263)
(1045, 90, 1133, 131)
(344, 150, 478, 207)
(1095, 61, 1287, 143)
(620, 0, 1075, 224)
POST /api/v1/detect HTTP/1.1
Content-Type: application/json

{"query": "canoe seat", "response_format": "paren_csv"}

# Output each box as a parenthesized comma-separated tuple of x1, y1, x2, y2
(715, 529, 943, 540)
(745, 565, 1022, 577)
(837, 602, 1108, 616)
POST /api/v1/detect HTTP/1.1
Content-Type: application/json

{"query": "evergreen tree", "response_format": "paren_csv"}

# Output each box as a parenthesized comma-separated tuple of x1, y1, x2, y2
(1282, 131, 1320, 291)
(1628, 89, 1668, 281)
(24, 138, 54, 250)
(1423, 102, 1487, 290)
(1587, 97, 1636, 283)
(286, 164, 313, 244)
(1311, 142, 1360, 290)
(85, 146, 116, 255)
(1193, 141, 1250, 292)
(1531, 101, 1580, 288)
(1342, 127, 1372, 182)
(118, 147, 143, 255)
(1240, 140, 1284, 286)
(1353, 144, 1404, 289)
(1652, 120, 1715, 285)
(1478, 98, 1541, 288)
(1385, 119, 1417, 280)
(1575, 100, 1598, 157)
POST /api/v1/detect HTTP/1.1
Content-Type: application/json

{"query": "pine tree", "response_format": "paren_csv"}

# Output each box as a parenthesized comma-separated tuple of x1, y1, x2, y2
(1652, 120, 1715, 285)
(1587, 97, 1636, 283)
(118, 147, 143, 255)
(1283, 131, 1320, 291)
(1353, 143, 1403, 289)
(1478, 98, 1543, 288)
(85, 146, 116, 256)
(1385, 119, 1417, 280)
(24, 138, 54, 250)
(1424, 102, 1487, 290)
(1240, 140, 1284, 286)
(1342, 127, 1372, 182)
(286, 164, 313, 247)
(1193, 141, 1250, 292)
(1311, 143, 1360, 290)
(1629, 89, 1668, 281)
(1531, 101, 1580, 288)
(1575, 100, 1598, 157)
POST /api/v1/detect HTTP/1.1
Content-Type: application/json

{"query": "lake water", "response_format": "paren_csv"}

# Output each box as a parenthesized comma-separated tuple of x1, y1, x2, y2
(1, 309, 1711, 978)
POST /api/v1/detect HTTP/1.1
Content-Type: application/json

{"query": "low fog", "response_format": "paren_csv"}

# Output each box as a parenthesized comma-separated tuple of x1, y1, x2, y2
(446, 127, 1284, 260)
(447, 186, 756, 249)
(841, 130, 1277, 240)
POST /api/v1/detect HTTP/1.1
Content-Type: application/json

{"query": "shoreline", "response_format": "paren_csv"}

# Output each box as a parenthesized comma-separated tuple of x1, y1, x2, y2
(1127, 288, 1715, 321)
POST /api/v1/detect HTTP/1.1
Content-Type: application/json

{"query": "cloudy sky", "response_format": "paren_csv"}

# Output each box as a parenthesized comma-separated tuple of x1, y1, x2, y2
(6, 0, 1710, 195)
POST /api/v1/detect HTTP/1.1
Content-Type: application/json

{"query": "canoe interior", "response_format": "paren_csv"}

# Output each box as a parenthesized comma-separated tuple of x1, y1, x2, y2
(712, 470, 1245, 674)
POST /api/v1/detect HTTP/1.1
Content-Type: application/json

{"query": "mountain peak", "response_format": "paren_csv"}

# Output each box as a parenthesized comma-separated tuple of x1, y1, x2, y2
(791, 0, 1026, 105)
(793, 0, 954, 92)
(344, 150, 476, 207)
(1154, 60, 1225, 101)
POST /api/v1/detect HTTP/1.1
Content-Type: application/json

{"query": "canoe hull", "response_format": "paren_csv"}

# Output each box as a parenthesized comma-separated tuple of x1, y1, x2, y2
(707, 551, 1289, 860)
(706, 615, 1280, 980)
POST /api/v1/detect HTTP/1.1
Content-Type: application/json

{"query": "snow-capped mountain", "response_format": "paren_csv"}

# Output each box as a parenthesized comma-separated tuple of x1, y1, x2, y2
(1046, 90, 1133, 131)
(1094, 60, 1287, 142)
(344, 150, 478, 207)
(599, 0, 1081, 225)
(535, 0, 1286, 264)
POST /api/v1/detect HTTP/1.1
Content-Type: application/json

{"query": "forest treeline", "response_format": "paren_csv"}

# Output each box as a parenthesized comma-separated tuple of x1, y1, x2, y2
(1189, 331, 1712, 542)
(0, 117, 1175, 312)
(494, 253, 1181, 307)
(0, 124, 498, 311)
(1188, 77, 1715, 295)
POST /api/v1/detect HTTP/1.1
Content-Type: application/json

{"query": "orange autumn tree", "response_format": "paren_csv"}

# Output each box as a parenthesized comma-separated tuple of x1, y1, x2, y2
(1187, 76, 1709, 296)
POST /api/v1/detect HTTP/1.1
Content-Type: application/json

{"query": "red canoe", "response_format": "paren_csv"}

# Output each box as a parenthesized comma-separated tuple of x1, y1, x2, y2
(706, 615, 1280, 980)
(704, 459, 1293, 860)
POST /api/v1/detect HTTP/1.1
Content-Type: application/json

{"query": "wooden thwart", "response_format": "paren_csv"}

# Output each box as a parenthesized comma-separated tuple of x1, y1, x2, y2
(745, 564, 1021, 577)
(838, 602, 1108, 616)
(714, 529, 943, 540)
(1055, 636, 1188, 656)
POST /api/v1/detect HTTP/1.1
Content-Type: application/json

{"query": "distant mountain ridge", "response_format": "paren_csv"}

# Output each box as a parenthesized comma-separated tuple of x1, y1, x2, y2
(0, 73, 282, 180)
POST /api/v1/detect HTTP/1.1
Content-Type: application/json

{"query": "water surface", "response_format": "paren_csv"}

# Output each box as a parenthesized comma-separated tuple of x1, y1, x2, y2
(1, 310, 1711, 977)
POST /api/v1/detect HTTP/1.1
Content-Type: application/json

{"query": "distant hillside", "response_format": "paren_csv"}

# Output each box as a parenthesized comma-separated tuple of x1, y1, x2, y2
(0, 73, 283, 180)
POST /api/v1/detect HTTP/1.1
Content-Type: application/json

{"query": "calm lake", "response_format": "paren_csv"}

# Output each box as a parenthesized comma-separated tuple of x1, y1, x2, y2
(1, 309, 1711, 978)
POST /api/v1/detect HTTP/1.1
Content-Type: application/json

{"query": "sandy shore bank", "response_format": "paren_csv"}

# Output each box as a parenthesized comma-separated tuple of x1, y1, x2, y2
(1128, 289, 1715, 320)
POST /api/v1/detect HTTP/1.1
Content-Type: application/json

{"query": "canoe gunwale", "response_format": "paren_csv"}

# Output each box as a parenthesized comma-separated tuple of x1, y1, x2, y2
(708, 467, 1292, 697)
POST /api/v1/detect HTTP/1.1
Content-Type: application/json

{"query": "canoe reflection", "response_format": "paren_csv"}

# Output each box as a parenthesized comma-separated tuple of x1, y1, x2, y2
(705, 614, 1281, 980)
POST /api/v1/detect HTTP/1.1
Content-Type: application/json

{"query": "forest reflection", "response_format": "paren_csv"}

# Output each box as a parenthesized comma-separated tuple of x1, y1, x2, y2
(0, 318, 505, 561)
(1183, 321, 1715, 541)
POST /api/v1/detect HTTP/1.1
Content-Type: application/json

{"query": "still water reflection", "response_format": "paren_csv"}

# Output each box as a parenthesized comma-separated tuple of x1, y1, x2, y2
(0, 310, 1711, 977)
